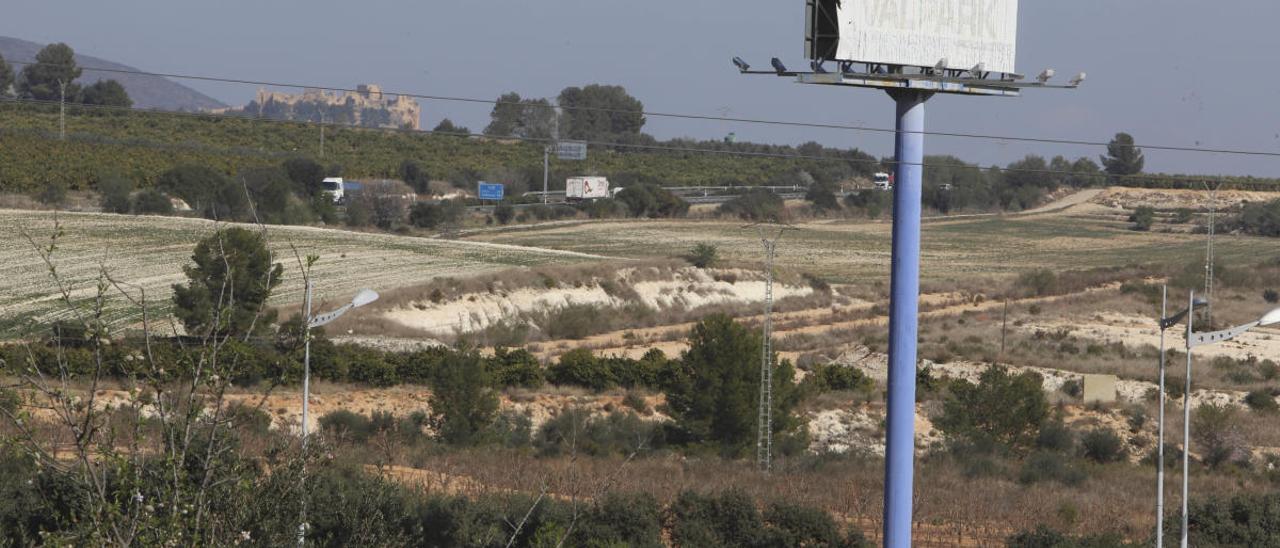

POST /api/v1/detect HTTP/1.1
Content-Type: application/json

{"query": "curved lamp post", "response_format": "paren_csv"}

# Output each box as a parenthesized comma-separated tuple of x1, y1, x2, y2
(297, 284, 377, 547)
(1155, 288, 1206, 548)
(1179, 297, 1280, 548)
(302, 286, 379, 441)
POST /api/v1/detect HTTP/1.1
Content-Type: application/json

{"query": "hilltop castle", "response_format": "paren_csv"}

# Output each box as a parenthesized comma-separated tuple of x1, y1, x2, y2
(213, 84, 422, 130)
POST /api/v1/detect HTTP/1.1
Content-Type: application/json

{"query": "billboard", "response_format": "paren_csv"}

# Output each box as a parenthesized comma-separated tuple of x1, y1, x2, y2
(555, 141, 588, 161)
(477, 182, 505, 201)
(806, 0, 1019, 74)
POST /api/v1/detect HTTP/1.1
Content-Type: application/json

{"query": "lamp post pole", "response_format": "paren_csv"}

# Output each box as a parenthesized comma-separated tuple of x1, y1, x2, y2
(297, 279, 314, 547)
(1180, 290, 1195, 548)
(1156, 285, 1167, 548)
(883, 89, 930, 548)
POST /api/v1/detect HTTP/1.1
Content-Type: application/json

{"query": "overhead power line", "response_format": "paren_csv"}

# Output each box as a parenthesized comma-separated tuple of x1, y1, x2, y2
(0, 96, 1267, 189)
(9, 58, 1280, 159)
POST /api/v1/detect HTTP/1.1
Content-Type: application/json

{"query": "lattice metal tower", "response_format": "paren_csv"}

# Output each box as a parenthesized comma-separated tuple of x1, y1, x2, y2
(754, 224, 788, 472)
(1203, 182, 1222, 325)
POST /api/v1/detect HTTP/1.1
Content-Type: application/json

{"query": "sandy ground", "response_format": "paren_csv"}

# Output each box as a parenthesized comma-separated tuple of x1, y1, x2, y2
(382, 267, 814, 336)
(1018, 311, 1280, 362)
(1095, 187, 1280, 211)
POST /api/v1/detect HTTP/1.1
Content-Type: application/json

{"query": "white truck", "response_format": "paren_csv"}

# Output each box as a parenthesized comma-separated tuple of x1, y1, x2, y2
(565, 176, 614, 201)
(321, 177, 347, 203)
(873, 172, 894, 191)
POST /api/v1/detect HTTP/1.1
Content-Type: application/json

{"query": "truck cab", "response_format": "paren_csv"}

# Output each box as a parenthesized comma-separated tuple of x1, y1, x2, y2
(321, 177, 345, 203)
(873, 172, 894, 191)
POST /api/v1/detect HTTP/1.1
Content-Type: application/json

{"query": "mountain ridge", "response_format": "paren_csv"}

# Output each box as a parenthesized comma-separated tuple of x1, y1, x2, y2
(0, 35, 225, 111)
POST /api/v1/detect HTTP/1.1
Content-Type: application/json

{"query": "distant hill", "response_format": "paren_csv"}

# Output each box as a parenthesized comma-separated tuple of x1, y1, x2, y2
(0, 36, 225, 111)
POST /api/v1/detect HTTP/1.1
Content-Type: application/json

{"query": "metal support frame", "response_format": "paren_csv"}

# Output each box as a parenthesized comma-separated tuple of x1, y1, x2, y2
(754, 225, 787, 472)
(1203, 182, 1222, 325)
(735, 55, 1073, 548)
(883, 89, 929, 548)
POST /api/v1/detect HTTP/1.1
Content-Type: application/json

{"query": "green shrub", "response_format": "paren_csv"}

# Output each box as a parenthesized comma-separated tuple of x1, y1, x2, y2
(487, 347, 544, 388)
(668, 489, 765, 547)
(547, 348, 615, 391)
(1035, 417, 1075, 453)
(535, 408, 660, 457)
(493, 203, 515, 225)
(36, 180, 68, 207)
(1080, 428, 1126, 463)
(687, 242, 719, 269)
(663, 315, 805, 455)
(429, 351, 498, 446)
(803, 363, 875, 395)
(936, 365, 1050, 452)
(1017, 269, 1058, 296)
(1245, 389, 1279, 414)
(718, 188, 785, 222)
(1173, 492, 1280, 547)
(622, 390, 650, 414)
(132, 188, 174, 214)
(1129, 206, 1155, 231)
(1018, 451, 1086, 487)
(97, 173, 133, 213)
(1192, 404, 1248, 468)
(615, 182, 689, 218)
(1007, 525, 1137, 548)
(542, 303, 604, 340)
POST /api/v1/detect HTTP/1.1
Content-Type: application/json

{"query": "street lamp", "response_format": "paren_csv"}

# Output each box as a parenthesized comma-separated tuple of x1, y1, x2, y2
(1178, 294, 1280, 548)
(1155, 287, 1206, 548)
(297, 282, 378, 546)
(301, 284, 379, 441)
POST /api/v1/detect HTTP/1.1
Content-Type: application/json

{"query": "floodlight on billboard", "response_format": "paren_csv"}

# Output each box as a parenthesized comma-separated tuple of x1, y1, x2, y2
(805, 0, 1019, 74)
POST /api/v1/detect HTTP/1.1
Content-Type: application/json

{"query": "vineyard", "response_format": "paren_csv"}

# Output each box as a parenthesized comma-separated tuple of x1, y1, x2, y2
(0, 101, 828, 193)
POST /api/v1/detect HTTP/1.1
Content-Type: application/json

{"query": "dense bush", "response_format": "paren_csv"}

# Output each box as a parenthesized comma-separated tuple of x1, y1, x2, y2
(1246, 389, 1280, 413)
(1007, 525, 1137, 547)
(718, 188, 786, 222)
(667, 489, 869, 548)
(663, 315, 805, 455)
(802, 363, 875, 396)
(1231, 198, 1280, 237)
(1080, 428, 1127, 463)
(1172, 492, 1280, 546)
(936, 365, 1049, 452)
(687, 243, 718, 268)
(132, 188, 174, 214)
(1018, 451, 1087, 487)
(170, 227, 284, 337)
(1129, 206, 1156, 231)
(616, 182, 689, 218)
(487, 347, 545, 388)
(1192, 404, 1248, 468)
(843, 189, 890, 219)
(535, 408, 663, 457)
(428, 350, 499, 445)
(96, 172, 133, 213)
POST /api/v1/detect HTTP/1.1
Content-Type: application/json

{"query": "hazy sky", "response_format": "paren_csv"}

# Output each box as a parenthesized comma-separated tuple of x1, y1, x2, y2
(4, 0, 1279, 176)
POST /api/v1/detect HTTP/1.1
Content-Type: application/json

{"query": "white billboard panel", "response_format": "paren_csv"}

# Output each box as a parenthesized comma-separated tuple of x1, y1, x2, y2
(807, 0, 1019, 74)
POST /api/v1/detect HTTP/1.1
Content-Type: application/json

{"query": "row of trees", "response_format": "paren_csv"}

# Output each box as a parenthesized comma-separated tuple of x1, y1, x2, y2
(0, 43, 132, 106)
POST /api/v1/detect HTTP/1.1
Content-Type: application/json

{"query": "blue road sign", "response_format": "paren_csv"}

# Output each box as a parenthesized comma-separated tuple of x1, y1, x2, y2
(478, 182, 505, 201)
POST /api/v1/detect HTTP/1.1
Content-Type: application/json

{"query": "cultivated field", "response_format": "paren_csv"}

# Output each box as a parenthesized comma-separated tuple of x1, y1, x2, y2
(465, 191, 1280, 283)
(0, 209, 603, 337)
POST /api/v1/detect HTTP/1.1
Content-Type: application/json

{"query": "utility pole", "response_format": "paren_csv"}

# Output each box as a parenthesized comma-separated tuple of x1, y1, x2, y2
(753, 224, 788, 472)
(319, 112, 326, 159)
(542, 145, 550, 205)
(58, 79, 67, 141)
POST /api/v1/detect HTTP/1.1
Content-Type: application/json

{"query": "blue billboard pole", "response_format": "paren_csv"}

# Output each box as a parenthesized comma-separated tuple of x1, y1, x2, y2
(884, 89, 929, 548)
